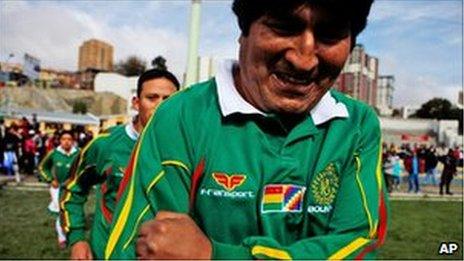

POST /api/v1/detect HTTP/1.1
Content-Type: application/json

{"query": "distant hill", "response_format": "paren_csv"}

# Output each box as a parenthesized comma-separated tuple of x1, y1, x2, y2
(0, 86, 127, 116)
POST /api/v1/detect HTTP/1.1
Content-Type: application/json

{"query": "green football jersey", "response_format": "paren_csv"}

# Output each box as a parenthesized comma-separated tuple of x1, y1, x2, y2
(106, 64, 388, 260)
(39, 146, 79, 185)
(60, 124, 138, 259)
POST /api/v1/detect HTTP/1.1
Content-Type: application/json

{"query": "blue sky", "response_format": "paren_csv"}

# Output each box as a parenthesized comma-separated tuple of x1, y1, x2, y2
(1, 0, 462, 107)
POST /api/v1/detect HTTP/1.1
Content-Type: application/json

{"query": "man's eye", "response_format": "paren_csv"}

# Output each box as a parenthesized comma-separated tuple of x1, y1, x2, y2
(265, 20, 303, 36)
(315, 28, 350, 44)
(315, 21, 351, 44)
(146, 94, 159, 100)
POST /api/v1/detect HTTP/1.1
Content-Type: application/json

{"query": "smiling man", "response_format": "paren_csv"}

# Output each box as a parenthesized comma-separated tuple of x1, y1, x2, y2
(107, 0, 388, 259)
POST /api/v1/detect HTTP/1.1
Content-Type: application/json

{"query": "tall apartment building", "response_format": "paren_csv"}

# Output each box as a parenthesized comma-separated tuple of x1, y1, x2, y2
(78, 39, 114, 72)
(333, 44, 378, 107)
(376, 75, 395, 116)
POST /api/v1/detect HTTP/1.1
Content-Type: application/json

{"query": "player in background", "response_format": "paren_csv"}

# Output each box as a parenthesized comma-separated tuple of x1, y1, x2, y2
(38, 130, 79, 249)
(59, 69, 179, 260)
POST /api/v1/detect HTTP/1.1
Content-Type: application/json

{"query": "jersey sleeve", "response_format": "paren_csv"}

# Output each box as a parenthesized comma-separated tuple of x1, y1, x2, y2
(106, 107, 193, 260)
(211, 108, 388, 260)
(59, 134, 111, 246)
(38, 150, 54, 183)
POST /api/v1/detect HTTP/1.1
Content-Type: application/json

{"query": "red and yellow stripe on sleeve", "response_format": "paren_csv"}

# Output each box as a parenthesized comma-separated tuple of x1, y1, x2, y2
(38, 150, 54, 182)
(105, 135, 143, 260)
(59, 133, 110, 233)
(329, 142, 388, 260)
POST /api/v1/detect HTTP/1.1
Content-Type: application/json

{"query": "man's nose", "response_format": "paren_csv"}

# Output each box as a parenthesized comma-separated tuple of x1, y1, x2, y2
(284, 30, 318, 71)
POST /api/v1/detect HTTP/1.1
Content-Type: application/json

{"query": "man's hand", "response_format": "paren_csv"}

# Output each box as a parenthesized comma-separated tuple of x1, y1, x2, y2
(70, 241, 93, 260)
(136, 211, 212, 260)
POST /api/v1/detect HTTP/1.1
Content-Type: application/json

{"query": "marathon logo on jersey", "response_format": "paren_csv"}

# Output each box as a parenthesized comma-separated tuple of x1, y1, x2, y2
(212, 173, 246, 191)
(261, 184, 306, 213)
(199, 172, 254, 199)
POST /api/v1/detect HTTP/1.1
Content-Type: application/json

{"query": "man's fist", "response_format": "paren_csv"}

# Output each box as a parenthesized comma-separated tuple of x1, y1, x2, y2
(70, 241, 93, 260)
(136, 211, 212, 259)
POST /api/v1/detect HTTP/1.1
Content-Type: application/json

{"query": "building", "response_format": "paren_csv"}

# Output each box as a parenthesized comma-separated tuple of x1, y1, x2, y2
(400, 105, 421, 119)
(78, 39, 114, 72)
(0, 62, 28, 87)
(0, 62, 23, 74)
(333, 44, 378, 107)
(39, 69, 80, 89)
(379, 117, 462, 148)
(376, 75, 395, 116)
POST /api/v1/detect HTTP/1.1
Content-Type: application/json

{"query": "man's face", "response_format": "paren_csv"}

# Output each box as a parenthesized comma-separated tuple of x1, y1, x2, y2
(60, 134, 73, 151)
(133, 77, 177, 127)
(236, 4, 352, 114)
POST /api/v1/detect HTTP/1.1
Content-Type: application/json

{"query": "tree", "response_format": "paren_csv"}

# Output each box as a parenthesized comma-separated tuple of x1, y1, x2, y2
(115, 56, 146, 76)
(415, 98, 463, 133)
(151, 56, 167, 71)
(414, 98, 452, 119)
(73, 101, 88, 114)
(392, 108, 402, 118)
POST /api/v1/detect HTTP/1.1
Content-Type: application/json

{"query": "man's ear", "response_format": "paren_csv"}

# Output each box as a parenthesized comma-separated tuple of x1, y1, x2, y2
(238, 34, 245, 45)
(132, 96, 140, 112)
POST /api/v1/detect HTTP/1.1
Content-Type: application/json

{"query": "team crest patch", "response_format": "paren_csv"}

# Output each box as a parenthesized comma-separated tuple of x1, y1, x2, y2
(212, 173, 246, 191)
(311, 163, 339, 205)
(261, 184, 306, 213)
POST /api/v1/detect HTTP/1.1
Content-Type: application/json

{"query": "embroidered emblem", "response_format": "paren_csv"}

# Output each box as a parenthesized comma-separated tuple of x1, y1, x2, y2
(212, 173, 246, 191)
(311, 163, 339, 205)
(261, 184, 306, 213)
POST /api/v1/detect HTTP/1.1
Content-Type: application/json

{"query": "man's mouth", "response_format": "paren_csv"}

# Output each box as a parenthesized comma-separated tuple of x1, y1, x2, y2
(273, 71, 314, 86)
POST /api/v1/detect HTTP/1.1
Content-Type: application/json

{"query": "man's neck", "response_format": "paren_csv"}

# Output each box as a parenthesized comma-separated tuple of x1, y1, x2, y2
(133, 118, 143, 134)
(233, 64, 261, 112)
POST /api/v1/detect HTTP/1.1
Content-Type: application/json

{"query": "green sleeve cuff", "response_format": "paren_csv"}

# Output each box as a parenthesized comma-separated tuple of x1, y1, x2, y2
(211, 239, 253, 260)
(67, 230, 86, 246)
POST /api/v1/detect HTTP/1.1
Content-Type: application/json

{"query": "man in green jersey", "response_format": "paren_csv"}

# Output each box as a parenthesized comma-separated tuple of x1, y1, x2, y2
(39, 130, 79, 248)
(59, 69, 179, 260)
(108, 0, 388, 259)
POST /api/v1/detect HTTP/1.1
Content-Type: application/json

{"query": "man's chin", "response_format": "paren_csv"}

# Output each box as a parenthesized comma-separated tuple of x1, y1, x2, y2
(273, 103, 310, 115)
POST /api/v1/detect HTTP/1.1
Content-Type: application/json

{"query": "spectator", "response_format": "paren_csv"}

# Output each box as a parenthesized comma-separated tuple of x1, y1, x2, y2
(392, 154, 402, 191)
(404, 150, 420, 193)
(23, 130, 37, 175)
(2, 124, 21, 177)
(424, 146, 438, 185)
(439, 149, 457, 195)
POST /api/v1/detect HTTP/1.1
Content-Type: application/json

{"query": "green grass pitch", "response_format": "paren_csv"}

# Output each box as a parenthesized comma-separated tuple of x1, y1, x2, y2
(0, 189, 462, 259)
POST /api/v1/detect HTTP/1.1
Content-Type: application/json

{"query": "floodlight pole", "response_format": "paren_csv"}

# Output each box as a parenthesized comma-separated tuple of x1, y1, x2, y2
(184, 0, 201, 88)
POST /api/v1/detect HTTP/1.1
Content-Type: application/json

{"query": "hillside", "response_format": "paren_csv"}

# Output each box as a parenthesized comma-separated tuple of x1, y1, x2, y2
(0, 86, 127, 116)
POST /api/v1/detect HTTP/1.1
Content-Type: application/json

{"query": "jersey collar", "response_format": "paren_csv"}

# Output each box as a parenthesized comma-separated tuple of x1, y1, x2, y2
(125, 122, 140, 141)
(57, 145, 77, 156)
(215, 60, 349, 126)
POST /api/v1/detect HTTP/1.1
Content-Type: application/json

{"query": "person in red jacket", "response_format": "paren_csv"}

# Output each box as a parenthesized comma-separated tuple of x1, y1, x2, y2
(23, 130, 37, 175)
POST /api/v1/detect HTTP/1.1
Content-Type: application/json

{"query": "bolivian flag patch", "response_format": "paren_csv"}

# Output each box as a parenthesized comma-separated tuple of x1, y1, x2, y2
(261, 184, 306, 213)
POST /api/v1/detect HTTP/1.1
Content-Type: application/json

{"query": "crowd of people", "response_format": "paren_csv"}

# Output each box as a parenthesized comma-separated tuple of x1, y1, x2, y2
(0, 115, 93, 179)
(382, 142, 463, 195)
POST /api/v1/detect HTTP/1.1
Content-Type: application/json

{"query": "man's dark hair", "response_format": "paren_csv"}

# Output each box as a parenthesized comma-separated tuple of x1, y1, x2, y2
(136, 69, 180, 97)
(59, 130, 74, 139)
(232, 0, 374, 47)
